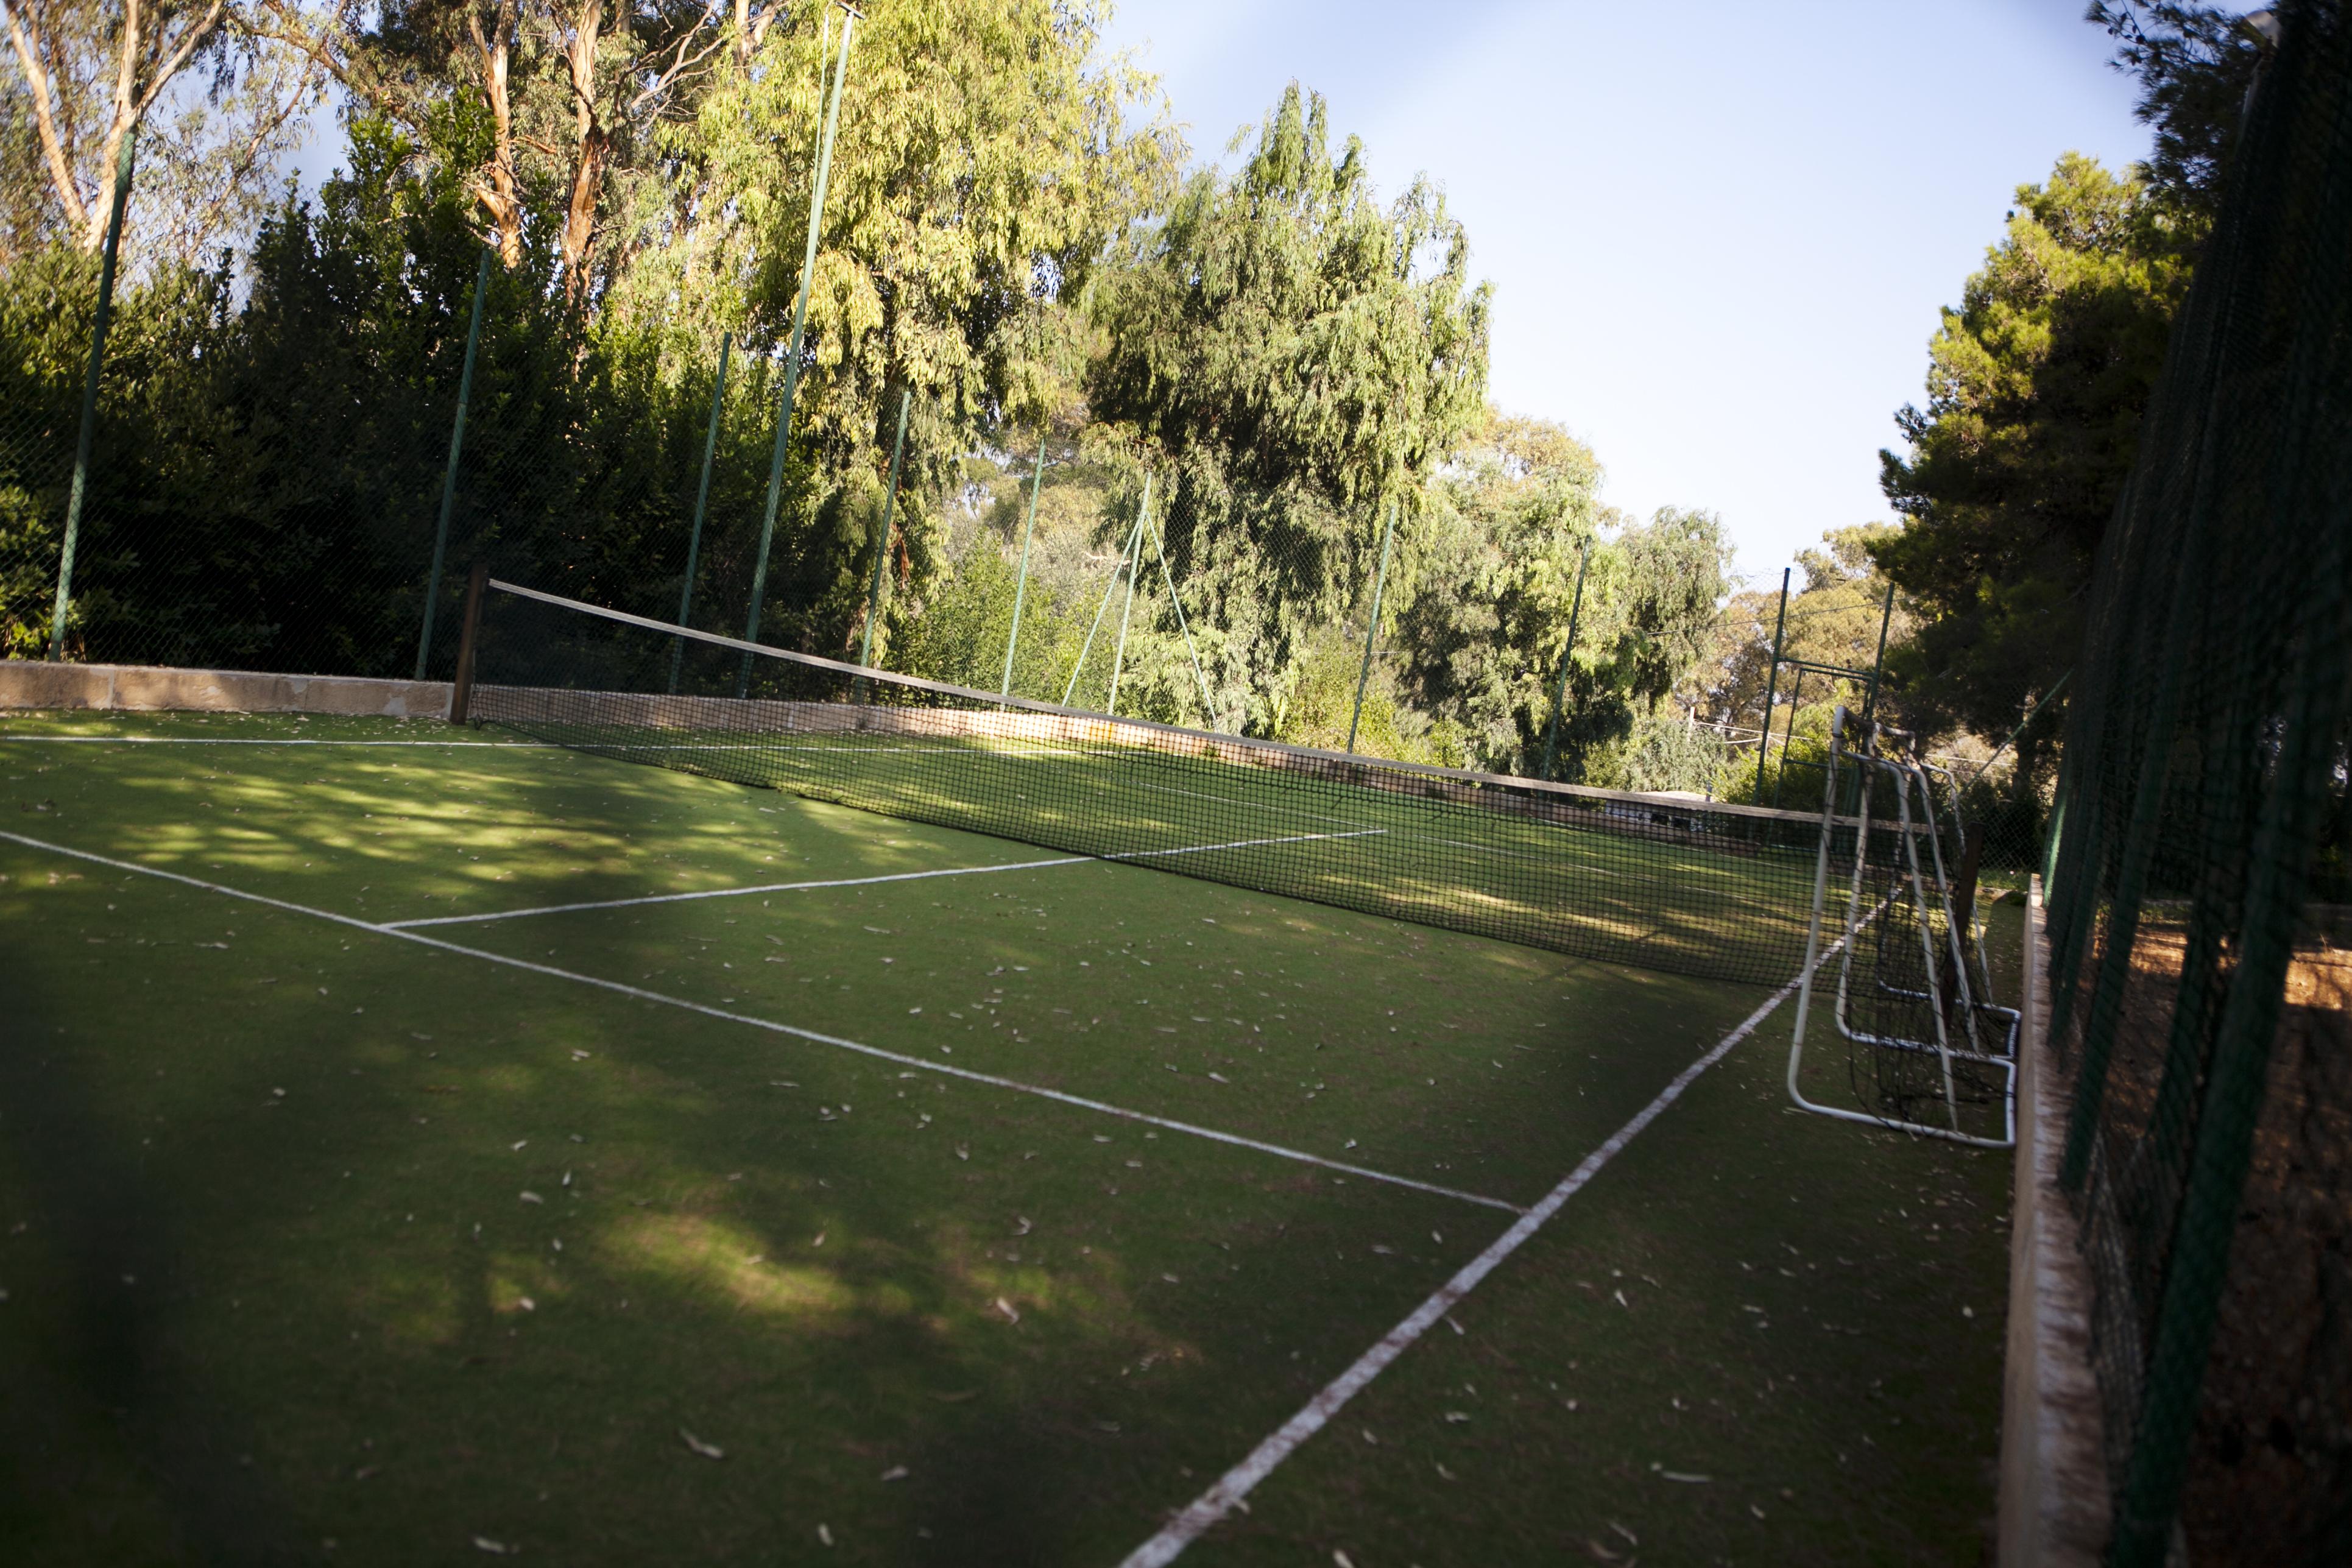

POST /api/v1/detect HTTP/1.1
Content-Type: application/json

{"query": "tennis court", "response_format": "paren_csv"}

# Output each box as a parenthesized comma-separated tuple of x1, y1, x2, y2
(2, 706, 2013, 1566)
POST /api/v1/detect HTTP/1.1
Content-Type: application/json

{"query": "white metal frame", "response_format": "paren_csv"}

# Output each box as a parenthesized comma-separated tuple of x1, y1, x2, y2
(1787, 708, 2019, 1148)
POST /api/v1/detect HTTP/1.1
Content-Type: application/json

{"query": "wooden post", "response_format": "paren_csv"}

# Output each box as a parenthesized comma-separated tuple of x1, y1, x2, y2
(449, 561, 490, 726)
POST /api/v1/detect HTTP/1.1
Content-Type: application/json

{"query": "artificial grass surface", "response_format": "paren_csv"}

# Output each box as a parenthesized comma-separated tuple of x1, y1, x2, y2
(0, 710, 2013, 1566)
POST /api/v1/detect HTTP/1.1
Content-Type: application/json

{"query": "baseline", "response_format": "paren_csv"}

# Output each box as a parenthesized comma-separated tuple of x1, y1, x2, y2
(0, 827, 1517, 1217)
(0, 736, 554, 747)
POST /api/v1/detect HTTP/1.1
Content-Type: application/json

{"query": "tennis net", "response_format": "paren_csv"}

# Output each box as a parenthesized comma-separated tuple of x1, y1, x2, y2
(466, 577, 1838, 986)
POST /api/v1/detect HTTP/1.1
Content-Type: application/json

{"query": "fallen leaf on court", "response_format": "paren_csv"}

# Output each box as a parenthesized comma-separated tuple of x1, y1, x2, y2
(1446, 1317, 1466, 1336)
(471, 1535, 515, 1555)
(1162, 1273, 1179, 1284)
(570, 1050, 590, 1060)
(1435, 1462, 1457, 1480)
(811, 1231, 825, 1248)
(1444, 1411, 1471, 1423)
(1608, 1520, 1639, 1546)
(1013, 1217, 1032, 1236)
(1334, 1552, 1357, 1568)
(510, 1140, 527, 1151)
(517, 1296, 534, 1311)
(520, 1192, 543, 1204)
(816, 1523, 834, 1546)
(1208, 1072, 1228, 1083)
(1360, 1429, 1377, 1445)
(1613, 1289, 1630, 1308)
(956, 1144, 969, 1161)
(678, 1429, 724, 1460)
(994, 1297, 1020, 1324)
(879, 1465, 908, 1482)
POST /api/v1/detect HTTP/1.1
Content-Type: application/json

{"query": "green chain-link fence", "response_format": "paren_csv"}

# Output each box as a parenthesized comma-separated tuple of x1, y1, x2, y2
(2042, 4, 2352, 1564)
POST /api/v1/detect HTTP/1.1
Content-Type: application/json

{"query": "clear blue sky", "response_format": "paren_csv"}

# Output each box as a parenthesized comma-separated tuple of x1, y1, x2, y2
(1097, 0, 2156, 585)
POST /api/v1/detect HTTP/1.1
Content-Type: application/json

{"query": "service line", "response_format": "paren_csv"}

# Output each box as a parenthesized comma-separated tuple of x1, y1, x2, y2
(0, 827, 1513, 1218)
(385, 827, 1388, 928)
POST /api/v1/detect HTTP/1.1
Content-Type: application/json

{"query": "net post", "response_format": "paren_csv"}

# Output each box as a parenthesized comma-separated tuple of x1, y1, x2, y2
(739, 4, 858, 696)
(49, 122, 138, 662)
(1000, 432, 1047, 698)
(1106, 471, 1153, 715)
(1346, 496, 1397, 754)
(1540, 543, 1590, 780)
(416, 244, 493, 682)
(449, 560, 490, 726)
(1753, 567, 1790, 797)
(672, 331, 732, 694)
(857, 387, 912, 685)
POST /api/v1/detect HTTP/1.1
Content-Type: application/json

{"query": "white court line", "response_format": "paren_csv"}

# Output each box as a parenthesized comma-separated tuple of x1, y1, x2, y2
(383, 855, 1093, 928)
(0, 736, 554, 747)
(382, 827, 1388, 928)
(0, 827, 1517, 1216)
(1116, 944, 1851, 1568)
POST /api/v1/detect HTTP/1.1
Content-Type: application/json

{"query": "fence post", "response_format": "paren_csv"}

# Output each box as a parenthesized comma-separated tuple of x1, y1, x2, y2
(1752, 567, 1790, 797)
(1541, 543, 1591, 782)
(1001, 433, 1047, 697)
(1860, 582, 1895, 721)
(415, 244, 493, 682)
(48, 124, 138, 662)
(1346, 497, 1397, 754)
(671, 332, 732, 693)
(448, 561, 490, 726)
(739, 5, 858, 694)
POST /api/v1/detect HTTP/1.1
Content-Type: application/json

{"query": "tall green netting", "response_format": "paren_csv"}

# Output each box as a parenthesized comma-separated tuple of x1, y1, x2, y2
(2041, 5, 2352, 1563)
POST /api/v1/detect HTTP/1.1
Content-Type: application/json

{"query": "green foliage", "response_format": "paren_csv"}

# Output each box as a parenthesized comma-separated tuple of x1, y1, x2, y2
(1872, 153, 2191, 747)
(1087, 83, 1491, 734)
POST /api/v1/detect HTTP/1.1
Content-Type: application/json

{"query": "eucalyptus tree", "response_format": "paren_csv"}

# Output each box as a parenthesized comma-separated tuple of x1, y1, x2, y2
(1086, 82, 1491, 733)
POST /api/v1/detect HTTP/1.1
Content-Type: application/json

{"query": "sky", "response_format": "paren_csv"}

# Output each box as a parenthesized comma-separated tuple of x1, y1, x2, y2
(1093, 0, 2156, 587)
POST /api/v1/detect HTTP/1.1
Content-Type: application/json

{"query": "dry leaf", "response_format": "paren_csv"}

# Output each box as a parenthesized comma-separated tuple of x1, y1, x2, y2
(678, 1428, 724, 1460)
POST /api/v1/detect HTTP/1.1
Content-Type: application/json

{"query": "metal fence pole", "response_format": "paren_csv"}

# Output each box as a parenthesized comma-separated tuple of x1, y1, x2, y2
(1860, 581, 1895, 721)
(739, 5, 858, 694)
(1000, 433, 1046, 697)
(1540, 543, 1591, 782)
(1752, 567, 1790, 797)
(856, 387, 912, 685)
(415, 244, 493, 681)
(48, 125, 138, 661)
(671, 332, 733, 693)
(1346, 497, 1397, 754)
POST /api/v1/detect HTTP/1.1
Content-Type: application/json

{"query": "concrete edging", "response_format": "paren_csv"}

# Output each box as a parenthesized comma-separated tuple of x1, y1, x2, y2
(0, 661, 452, 719)
(1997, 877, 2111, 1566)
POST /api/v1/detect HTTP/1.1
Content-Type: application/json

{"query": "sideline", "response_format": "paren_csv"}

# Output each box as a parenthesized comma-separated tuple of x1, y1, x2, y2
(1117, 947, 1847, 1566)
(0, 827, 1519, 1218)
